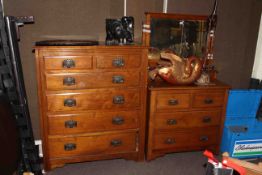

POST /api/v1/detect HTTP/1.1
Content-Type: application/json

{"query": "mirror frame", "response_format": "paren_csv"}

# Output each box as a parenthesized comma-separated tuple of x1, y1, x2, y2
(142, 12, 209, 57)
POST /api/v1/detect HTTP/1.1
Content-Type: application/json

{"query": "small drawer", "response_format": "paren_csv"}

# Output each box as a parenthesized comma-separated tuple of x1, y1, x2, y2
(44, 56, 93, 70)
(48, 110, 139, 135)
(154, 110, 221, 130)
(46, 88, 140, 112)
(48, 131, 137, 158)
(95, 54, 141, 69)
(45, 71, 140, 90)
(156, 93, 191, 111)
(192, 91, 225, 108)
(153, 127, 219, 150)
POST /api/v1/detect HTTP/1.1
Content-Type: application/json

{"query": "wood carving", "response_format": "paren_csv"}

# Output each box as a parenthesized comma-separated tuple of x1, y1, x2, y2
(149, 52, 203, 85)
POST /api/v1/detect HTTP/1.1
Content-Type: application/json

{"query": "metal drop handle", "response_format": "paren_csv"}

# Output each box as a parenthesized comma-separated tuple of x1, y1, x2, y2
(167, 119, 177, 125)
(62, 59, 75, 68)
(199, 136, 209, 142)
(112, 75, 125, 84)
(64, 143, 76, 151)
(112, 116, 125, 125)
(113, 96, 125, 104)
(204, 98, 213, 104)
(65, 120, 77, 128)
(63, 77, 76, 86)
(111, 139, 122, 147)
(202, 116, 211, 123)
(165, 138, 176, 144)
(168, 99, 178, 105)
(112, 58, 125, 67)
(64, 99, 76, 107)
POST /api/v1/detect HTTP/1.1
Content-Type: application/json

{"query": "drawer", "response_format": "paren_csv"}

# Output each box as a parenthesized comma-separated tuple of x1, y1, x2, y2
(46, 88, 140, 112)
(44, 56, 93, 70)
(95, 54, 141, 69)
(45, 71, 140, 90)
(192, 91, 225, 108)
(154, 110, 221, 130)
(48, 131, 137, 158)
(156, 93, 191, 110)
(48, 110, 139, 135)
(153, 127, 219, 150)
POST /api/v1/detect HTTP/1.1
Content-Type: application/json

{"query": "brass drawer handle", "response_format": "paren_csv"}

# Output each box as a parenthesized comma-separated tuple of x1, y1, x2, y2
(165, 138, 176, 144)
(167, 119, 177, 125)
(63, 77, 76, 86)
(204, 98, 213, 104)
(65, 120, 77, 128)
(202, 116, 211, 123)
(112, 58, 125, 67)
(111, 139, 122, 147)
(168, 99, 179, 105)
(64, 143, 76, 151)
(62, 59, 75, 68)
(112, 116, 125, 125)
(64, 99, 76, 107)
(113, 96, 125, 104)
(112, 75, 125, 84)
(199, 136, 209, 142)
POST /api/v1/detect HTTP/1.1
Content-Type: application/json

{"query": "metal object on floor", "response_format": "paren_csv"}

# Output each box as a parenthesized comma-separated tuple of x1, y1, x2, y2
(0, 3, 42, 175)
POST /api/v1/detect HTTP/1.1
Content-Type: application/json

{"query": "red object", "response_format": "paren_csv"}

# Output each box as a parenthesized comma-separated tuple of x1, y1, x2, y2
(203, 150, 247, 175)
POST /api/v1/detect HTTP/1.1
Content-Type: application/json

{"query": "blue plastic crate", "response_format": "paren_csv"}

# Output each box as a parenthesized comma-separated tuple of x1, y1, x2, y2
(226, 90, 262, 118)
(221, 125, 262, 159)
(224, 117, 254, 127)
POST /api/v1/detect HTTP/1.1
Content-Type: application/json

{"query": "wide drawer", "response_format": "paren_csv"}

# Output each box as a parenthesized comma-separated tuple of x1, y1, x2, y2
(153, 127, 219, 150)
(192, 91, 225, 108)
(48, 131, 137, 158)
(45, 71, 140, 90)
(48, 110, 139, 135)
(95, 54, 141, 69)
(154, 110, 221, 130)
(46, 88, 140, 112)
(156, 93, 191, 111)
(44, 56, 93, 70)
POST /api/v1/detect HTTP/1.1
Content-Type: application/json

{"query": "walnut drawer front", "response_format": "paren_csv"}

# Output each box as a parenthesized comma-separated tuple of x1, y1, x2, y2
(95, 54, 141, 69)
(156, 93, 191, 111)
(154, 110, 222, 130)
(48, 131, 137, 159)
(45, 71, 140, 90)
(47, 110, 139, 135)
(44, 56, 93, 70)
(192, 91, 225, 108)
(46, 88, 140, 112)
(153, 127, 219, 150)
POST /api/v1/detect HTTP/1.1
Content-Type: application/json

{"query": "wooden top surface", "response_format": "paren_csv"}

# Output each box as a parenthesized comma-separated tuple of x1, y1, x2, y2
(148, 80, 230, 91)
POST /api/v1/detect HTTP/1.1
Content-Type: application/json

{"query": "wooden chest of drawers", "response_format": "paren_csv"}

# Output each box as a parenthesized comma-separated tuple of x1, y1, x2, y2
(35, 46, 148, 170)
(146, 81, 230, 160)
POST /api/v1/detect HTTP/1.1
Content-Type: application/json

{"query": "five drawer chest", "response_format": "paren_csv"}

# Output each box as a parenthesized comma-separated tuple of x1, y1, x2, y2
(35, 45, 148, 170)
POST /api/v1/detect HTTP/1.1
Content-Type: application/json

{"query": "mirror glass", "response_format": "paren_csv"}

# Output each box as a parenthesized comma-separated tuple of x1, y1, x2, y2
(150, 18, 207, 58)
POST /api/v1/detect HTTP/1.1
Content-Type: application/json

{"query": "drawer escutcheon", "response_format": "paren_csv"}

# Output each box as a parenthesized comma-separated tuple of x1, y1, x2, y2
(112, 58, 125, 67)
(65, 120, 77, 128)
(112, 75, 125, 84)
(113, 96, 125, 104)
(166, 119, 177, 125)
(63, 77, 76, 86)
(64, 143, 76, 151)
(168, 99, 179, 105)
(204, 98, 213, 104)
(165, 138, 176, 144)
(64, 99, 76, 107)
(112, 116, 125, 125)
(199, 136, 209, 142)
(62, 59, 75, 68)
(111, 139, 122, 147)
